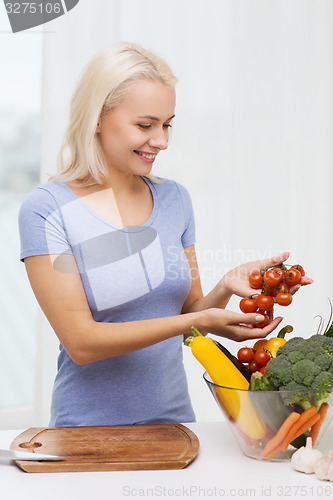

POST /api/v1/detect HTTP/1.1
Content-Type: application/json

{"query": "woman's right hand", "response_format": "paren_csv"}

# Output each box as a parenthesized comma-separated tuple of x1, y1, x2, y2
(197, 307, 283, 343)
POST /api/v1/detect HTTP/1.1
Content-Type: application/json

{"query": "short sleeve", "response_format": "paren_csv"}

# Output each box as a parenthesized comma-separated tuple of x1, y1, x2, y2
(175, 182, 196, 248)
(18, 187, 72, 262)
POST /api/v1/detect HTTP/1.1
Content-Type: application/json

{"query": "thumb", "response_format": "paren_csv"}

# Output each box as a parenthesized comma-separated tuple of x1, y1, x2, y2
(260, 251, 290, 271)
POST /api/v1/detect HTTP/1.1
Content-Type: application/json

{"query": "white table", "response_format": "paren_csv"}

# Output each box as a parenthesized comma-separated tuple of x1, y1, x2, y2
(1, 422, 333, 500)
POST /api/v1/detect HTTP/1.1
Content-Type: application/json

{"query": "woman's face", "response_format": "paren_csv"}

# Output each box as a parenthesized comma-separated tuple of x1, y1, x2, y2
(96, 79, 176, 178)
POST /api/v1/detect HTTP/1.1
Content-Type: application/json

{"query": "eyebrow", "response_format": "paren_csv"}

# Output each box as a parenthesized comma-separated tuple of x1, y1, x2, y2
(137, 114, 175, 121)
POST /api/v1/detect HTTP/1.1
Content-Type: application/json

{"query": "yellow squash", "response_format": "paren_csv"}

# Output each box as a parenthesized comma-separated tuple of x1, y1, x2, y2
(185, 328, 266, 440)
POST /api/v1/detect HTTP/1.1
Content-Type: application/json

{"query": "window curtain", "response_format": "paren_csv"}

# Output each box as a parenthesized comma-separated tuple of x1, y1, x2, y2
(36, 0, 333, 425)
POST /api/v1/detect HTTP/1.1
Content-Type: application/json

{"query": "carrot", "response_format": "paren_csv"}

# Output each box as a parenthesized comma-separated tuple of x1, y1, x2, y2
(263, 408, 320, 459)
(281, 406, 319, 451)
(260, 412, 300, 458)
(309, 403, 329, 445)
(264, 444, 286, 460)
(281, 412, 320, 451)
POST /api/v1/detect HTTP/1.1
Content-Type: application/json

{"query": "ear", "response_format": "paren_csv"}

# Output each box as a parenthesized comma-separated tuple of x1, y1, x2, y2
(96, 114, 103, 133)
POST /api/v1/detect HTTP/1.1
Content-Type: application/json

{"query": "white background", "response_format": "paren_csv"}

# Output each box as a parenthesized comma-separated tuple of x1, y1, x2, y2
(0, 0, 332, 426)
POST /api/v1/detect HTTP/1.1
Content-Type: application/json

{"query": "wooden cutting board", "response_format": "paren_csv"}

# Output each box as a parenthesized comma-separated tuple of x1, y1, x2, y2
(10, 424, 199, 473)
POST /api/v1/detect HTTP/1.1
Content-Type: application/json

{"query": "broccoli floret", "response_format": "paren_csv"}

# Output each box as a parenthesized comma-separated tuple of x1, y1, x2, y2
(308, 334, 327, 345)
(304, 351, 317, 361)
(286, 350, 306, 364)
(265, 356, 293, 387)
(250, 371, 275, 391)
(292, 360, 321, 387)
(307, 335, 333, 356)
(279, 381, 312, 408)
(264, 334, 333, 410)
(281, 380, 307, 393)
(322, 337, 333, 356)
(311, 371, 333, 407)
(314, 353, 332, 371)
(276, 337, 304, 354)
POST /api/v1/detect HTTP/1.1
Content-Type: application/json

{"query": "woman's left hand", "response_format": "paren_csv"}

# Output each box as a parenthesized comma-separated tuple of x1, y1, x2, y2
(221, 251, 314, 299)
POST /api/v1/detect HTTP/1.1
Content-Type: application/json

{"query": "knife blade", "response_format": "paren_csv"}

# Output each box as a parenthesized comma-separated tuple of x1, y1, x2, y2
(0, 448, 65, 462)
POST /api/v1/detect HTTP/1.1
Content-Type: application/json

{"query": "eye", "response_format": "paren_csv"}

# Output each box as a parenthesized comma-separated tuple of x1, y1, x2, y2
(137, 124, 151, 130)
(163, 123, 173, 129)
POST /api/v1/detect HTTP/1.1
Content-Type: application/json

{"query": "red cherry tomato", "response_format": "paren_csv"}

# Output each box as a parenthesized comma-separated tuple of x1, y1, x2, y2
(260, 366, 266, 376)
(256, 294, 274, 311)
(249, 360, 260, 373)
(276, 292, 293, 306)
(237, 347, 255, 363)
(254, 350, 271, 367)
(262, 284, 275, 296)
(272, 267, 284, 279)
(264, 269, 282, 287)
(284, 268, 302, 286)
(273, 282, 289, 296)
(249, 272, 263, 289)
(291, 265, 305, 277)
(255, 311, 269, 327)
(239, 297, 258, 314)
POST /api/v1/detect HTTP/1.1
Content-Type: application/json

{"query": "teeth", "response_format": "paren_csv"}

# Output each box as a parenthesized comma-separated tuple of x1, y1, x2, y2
(138, 152, 156, 159)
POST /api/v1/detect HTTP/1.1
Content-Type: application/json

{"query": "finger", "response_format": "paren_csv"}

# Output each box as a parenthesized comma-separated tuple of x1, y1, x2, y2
(267, 308, 274, 322)
(255, 316, 283, 335)
(229, 316, 283, 341)
(240, 286, 259, 299)
(289, 284, 301, 295)
(259, 251, 290, 272)
(231, 312, 272, 326)
(239, 316, 283, 340)
(289, 276, 314, 294)
(301, 276, 314, 285)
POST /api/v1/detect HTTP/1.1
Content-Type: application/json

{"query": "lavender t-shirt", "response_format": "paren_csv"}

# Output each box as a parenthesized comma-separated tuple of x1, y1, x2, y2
(19, 177, 196, 426)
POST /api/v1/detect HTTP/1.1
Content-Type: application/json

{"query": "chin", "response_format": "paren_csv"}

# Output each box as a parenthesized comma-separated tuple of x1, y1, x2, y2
(136, 165, 154, 177)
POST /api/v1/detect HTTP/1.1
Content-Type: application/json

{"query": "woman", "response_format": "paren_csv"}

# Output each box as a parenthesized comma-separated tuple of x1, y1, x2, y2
(19, 42, 311, 426)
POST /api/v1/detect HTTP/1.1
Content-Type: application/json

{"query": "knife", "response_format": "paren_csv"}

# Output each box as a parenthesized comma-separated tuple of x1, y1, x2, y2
(0, 448, 65, 463)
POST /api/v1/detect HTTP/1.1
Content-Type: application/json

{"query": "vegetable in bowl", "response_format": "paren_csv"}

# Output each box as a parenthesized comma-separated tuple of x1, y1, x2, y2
(263, 334, 333, 411)
(249, 329, 333, 459)
(186, 308, 333, 461)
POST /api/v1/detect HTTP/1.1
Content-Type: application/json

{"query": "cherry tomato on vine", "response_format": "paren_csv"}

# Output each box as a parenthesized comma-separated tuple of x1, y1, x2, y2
(276, 292, 293, 306)
(256, 294, 274, 311)
(263, 269, 282, 287)
(237, 347, 255, 363)
(272, 267, 284, 279)
(239, 297, 258, 314)
(254, 350, 271, 367)
(249, 272, 263, 289)
(284, 268, 302, 286)
(255, 311, 269, 327)
(291, 265, 305, 277)
(260, 366, 266, 376)
(249, 359, 260, 373)
(262, 284, 275, 296)
(273, 282, 289, 296)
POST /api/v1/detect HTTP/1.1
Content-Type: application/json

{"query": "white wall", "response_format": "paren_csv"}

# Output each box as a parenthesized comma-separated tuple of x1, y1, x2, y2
(36, 0, 333, 424)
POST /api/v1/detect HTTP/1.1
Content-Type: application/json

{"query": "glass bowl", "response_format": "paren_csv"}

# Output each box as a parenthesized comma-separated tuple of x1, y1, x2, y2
(204, 372, 333, 462)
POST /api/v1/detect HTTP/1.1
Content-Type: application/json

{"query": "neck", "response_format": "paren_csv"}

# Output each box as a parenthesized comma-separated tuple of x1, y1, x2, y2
(101, 172, 144, 194)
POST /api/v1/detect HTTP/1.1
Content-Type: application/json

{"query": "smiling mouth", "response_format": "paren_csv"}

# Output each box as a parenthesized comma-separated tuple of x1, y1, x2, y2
(134, 151, 157, 162)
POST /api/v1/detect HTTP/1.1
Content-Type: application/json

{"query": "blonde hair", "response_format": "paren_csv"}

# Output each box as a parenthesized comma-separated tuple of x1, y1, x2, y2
(49, 42, 177, 185)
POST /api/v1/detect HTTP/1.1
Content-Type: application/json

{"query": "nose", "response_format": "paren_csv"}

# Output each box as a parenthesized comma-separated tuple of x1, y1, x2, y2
(148, 127, 169, 151)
